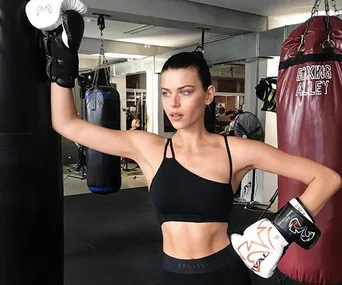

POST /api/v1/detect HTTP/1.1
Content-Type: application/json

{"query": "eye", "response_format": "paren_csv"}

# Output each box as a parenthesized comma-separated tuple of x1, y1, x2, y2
(162, 91, 171, 96)
(180, 89, 191, 95)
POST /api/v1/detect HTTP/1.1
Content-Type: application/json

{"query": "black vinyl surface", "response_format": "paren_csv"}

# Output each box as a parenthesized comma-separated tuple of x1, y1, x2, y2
(64, 187, 306, 285)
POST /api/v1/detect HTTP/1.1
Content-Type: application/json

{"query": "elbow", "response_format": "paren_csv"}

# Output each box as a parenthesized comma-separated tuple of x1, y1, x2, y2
(323, 169, 342, 193)
(337, 173, 342, 191)
(51, 118, 75, 138)
(331, 170, 341, 190)
(51, 119, 66, 135)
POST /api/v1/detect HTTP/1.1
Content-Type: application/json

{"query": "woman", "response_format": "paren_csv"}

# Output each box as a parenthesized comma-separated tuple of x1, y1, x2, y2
(130, 118, 141, 130)
(51, 52, 341, 285)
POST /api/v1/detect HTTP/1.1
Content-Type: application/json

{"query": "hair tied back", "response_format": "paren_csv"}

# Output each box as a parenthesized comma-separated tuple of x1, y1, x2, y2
(192, 51, 204, 59)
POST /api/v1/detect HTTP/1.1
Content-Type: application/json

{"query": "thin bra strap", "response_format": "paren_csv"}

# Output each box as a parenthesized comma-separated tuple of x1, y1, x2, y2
(223, 135, 233, 184)
(163, 138, 176, 159)
(169, 138, 176, 158)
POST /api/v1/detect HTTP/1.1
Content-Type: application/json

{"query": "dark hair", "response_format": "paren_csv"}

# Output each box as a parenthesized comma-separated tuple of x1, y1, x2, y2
(161, 51, 212, 91)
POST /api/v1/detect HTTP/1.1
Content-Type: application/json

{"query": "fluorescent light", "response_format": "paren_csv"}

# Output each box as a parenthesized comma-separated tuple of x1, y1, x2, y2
(123, 25, 155, 35)
(195, 35, 233, 45)
(87, 53, 146, 59)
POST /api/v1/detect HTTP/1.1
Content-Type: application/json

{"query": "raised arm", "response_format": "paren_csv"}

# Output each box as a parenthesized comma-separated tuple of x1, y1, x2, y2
(51, 83, 146, 160)
(26, 1, 155, 162)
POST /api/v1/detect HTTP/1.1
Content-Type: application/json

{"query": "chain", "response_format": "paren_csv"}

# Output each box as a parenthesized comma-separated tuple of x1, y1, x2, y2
(322, 0, 339, 49)
(298, 0, 321, 51)
(325, 0, 330, 14)
(92, 16, 110, 87)
(331, 0, 339, 15)
(324, 0, 331, 43)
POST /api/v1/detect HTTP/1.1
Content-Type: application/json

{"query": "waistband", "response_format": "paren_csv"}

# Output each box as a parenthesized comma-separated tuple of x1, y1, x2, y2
(162, 244, 237, 274)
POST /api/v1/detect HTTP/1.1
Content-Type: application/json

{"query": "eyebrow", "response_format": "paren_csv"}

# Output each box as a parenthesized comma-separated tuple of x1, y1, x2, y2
(161, 85, 195, 91)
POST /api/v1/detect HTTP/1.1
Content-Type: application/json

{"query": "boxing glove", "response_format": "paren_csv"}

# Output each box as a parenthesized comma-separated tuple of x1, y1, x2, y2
(230, 198, 321, 278)
(25, 0, 87, 31)
(26, 0, 87, 88)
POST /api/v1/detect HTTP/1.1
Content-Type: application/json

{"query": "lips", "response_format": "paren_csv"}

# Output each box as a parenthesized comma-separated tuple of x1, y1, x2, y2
(170, 112, 184, 121)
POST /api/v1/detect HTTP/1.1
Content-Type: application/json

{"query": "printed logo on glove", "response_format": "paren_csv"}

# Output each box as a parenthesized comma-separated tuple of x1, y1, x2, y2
(36, 5, 52, 16)
(232, 218, 289, 278)
(26, 0, 87, 31)
(289, 218, 316, 243)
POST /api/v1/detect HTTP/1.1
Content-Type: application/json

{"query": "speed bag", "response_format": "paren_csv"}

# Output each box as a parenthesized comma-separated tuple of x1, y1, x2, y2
(84, 85, 122, 194)
(276, 16, 342, 285)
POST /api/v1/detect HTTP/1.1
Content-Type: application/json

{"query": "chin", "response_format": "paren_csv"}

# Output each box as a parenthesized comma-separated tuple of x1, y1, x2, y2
(170, 122, 182, 130)
(170, 121, 197, 131)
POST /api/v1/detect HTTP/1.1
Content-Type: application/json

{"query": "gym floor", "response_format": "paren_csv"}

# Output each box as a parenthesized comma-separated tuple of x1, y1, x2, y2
(63, 168, 306, 285)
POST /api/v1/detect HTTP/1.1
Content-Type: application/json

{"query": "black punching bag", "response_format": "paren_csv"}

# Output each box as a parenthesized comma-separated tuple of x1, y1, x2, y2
(84, 68, 122, 194)
(0, 1, 63, 285)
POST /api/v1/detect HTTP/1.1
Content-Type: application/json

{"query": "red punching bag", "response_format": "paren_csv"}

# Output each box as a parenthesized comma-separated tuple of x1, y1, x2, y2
(277, 14, 342, 285)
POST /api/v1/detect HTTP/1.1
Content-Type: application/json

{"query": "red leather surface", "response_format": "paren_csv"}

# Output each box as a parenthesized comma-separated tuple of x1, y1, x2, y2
(277, 16, 342, 285)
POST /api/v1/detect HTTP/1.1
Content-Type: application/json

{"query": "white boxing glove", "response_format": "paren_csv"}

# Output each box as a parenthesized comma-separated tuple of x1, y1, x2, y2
(231, 219, 289, 278)
(25, 0, 87, 31)
(231, 198, 321, 279)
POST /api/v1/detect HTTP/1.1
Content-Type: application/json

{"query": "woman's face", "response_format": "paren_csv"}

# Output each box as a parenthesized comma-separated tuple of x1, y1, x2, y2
(161, 68, 214, 130)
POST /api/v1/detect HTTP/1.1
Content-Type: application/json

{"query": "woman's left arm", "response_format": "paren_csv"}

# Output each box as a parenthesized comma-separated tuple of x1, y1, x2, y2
(239, 138, 342, 217)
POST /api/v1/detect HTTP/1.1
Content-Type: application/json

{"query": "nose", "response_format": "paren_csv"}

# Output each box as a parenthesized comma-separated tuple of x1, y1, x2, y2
(169, 94, 180, 108)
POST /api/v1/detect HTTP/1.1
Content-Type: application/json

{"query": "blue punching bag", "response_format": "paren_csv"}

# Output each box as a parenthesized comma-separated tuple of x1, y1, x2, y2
(83, 68, 122, 194)
(0, 0, 63, 284)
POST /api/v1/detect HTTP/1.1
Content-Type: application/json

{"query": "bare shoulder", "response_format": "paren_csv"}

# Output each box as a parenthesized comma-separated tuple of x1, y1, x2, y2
(130, 130, 166, 159)
(130, 130, 168, 181)
(226, 136, 282, 171)
(222, 136, 252, 173)
(133, 130, 166, 147)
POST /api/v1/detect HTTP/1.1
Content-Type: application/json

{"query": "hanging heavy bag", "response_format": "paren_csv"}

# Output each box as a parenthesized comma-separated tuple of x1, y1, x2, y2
(84, 67, 122, 194)
(276, 1, 342, 284)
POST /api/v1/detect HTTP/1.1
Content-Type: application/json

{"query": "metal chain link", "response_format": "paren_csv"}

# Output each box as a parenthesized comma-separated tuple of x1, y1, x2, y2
(322, 0, 338, 49)
(324, 0, 331, 43)
(298, 0, 321, 51)
(92, 24, 111, 87)
(325, 0, 330, 14)
(331, 0, 339, 15)
(313, 0, 322, 15)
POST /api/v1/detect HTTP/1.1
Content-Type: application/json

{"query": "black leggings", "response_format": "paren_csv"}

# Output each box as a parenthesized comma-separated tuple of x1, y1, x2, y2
(161, 244, 252, 285)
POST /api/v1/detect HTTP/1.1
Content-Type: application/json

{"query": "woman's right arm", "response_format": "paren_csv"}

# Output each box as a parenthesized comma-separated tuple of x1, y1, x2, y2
(51, 83, 151, 161)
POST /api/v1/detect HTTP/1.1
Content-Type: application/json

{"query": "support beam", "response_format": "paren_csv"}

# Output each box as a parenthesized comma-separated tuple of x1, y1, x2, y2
(112, 24, 300, 76)
(82, 0, 267, 35)
(79, 37, 172, 56)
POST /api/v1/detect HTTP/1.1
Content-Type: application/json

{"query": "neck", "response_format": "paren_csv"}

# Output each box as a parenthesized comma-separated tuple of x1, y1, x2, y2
(172, 124, 211, 151)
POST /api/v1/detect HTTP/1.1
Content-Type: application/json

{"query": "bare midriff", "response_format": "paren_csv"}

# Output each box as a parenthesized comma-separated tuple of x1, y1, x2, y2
(161, 221, 230, 259)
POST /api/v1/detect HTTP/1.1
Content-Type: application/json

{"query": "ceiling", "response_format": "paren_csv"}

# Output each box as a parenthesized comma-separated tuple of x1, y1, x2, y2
(84, 17, 222, 48)
(186, 0, 342, 17)
(80, 0, 342, 69)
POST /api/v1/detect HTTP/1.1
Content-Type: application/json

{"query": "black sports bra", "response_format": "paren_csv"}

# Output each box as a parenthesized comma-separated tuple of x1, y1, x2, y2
(149, 135, 234, 225)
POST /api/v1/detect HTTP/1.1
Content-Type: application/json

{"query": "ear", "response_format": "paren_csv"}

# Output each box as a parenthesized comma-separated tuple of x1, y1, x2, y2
(205, 85, 215, 105)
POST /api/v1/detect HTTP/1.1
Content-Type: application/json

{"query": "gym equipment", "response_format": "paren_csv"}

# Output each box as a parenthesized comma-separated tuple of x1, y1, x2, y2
(0, 0, 63, 284)
(84, 81, 122, 194)
(277, 1, 342, 284)
(82, 14, 122, 194)
(255, 77, 277, 112)
(233, 111, 272, 210)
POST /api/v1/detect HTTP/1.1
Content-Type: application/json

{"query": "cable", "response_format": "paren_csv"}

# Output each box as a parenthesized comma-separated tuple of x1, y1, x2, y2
(63, 165, 87, 182)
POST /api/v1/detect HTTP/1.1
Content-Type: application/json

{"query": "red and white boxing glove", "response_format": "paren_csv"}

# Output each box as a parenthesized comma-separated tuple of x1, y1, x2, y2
(231, 198, 321, 279)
